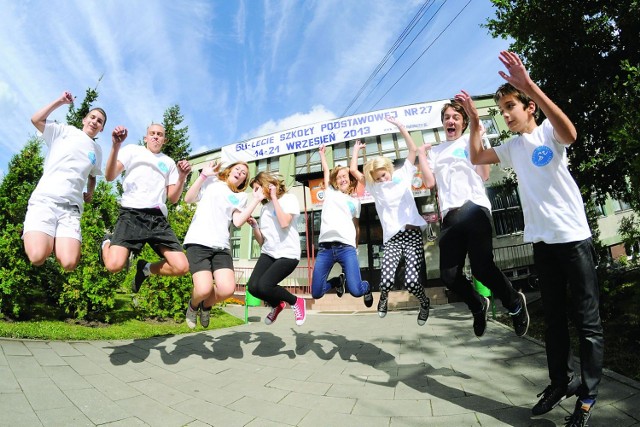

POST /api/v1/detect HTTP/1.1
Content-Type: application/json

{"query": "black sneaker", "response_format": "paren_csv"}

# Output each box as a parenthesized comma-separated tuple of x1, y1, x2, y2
(532, 375, 580, 416)
(417, 299, 430, 326)
(510, 291, 530, 337)
(98, 233, 112, 267)
(334, 273, 345, 298)
(132, 259, 149, 293)
(473, 297, 490, 337)
(363, 282, 374, 308)
(564, 398, 594, 427)
(377, 295, 388, 318)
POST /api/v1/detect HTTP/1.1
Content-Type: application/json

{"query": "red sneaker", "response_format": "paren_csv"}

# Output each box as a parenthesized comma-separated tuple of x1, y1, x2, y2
(292, 297, 306, 326)
(265, 301, 286, 325)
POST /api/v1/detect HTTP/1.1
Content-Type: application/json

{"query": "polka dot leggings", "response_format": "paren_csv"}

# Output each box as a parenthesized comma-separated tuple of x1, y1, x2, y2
(379, 229, 429, 306)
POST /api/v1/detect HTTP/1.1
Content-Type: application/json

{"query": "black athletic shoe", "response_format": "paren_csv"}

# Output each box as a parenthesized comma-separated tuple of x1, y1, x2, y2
(363, 282, 374, 308)
(132, 259, 149, 293)
(335, 273, 345, 298)
(417, 299, 430, 326)
(377, 295, 388, 318)
(510, 291, 530, 337)
(564, 398, 594, 427)
(532, 375, 580, 416)
(98, 233, 111, 267)
(473, 297, 490, 337)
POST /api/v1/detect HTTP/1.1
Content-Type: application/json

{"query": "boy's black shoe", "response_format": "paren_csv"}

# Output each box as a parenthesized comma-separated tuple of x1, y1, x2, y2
(532, 375, 580, 416)
(377, 295, 388, 318)
(510, 291, 530, 337)
(473, 297, 490, 337)
(98, 233, 112, 267)
(564, 398, 594, 427)
(132, 259, 149, 293)
(334, 273, 345, 298)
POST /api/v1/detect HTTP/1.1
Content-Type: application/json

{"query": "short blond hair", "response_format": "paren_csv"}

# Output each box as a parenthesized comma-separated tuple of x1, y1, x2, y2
(363, 156, 393, 184)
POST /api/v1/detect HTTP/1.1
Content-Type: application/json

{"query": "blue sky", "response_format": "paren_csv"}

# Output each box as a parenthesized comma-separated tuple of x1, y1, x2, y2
(0, 0, 511, 179)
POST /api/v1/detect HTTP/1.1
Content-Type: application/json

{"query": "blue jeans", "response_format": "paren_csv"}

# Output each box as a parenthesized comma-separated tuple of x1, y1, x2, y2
(311, 242, 369, 299)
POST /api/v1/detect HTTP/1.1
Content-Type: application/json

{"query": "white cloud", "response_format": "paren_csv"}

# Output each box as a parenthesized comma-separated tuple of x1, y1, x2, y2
(241, 105, 336, 141)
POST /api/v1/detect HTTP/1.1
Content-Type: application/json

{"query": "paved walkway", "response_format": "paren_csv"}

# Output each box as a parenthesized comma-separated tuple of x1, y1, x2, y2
(1, 302, 638, 426)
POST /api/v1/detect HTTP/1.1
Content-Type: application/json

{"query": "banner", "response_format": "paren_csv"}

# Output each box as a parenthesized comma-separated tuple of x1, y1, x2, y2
(221, 100, 449, 163)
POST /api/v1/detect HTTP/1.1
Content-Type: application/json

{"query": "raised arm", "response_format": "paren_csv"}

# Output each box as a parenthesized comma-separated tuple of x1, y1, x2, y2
(167, 159, 192, 204)
(454, 90, 491, 180)
(104, 126, 128, 181)
(184, 161, 220, 204)
(319, 145, 331, 189)
(386, 116, 417, 164)
(416, 145, 436, 189)
(349, 139, 366, 184)
(498, 50, 577, 145)
(269, 185, 294, 229)
(31, 91, 74, 133)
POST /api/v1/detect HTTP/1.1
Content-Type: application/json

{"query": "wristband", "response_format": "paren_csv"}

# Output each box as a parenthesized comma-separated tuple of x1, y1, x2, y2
(200, 172, 208, 180)
(251, 223, 259, 229)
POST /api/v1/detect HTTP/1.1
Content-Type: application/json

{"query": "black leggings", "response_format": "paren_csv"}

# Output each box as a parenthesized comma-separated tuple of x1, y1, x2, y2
(247, 254, 299, 307)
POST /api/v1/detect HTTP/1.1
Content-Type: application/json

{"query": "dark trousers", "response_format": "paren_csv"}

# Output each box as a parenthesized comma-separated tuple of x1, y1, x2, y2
(439, 201, 519, 313)
(534, 238, 603, 399)
(247, 254, 299, 307)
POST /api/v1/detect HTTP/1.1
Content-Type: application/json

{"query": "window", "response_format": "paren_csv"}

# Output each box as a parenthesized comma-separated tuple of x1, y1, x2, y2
(480, 117, 501, 148)
(298, 210, 321, 258)
(256, 157, 279, 173)
(612, 199, 631, 212)
(230, 225, 241, 259)
(295, 150, 321, 174)
(487, 185, 525, 236)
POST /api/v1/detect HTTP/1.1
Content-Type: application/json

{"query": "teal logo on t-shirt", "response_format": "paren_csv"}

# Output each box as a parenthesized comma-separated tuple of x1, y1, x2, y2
(392, 176, 401, 184)
(158, 161, 169, 173)
(347, 200, 356, 216)
(228, 194, 240, 206)
(453, 148, 467, 159)
(532, 146, 553, 167)
(88, 152, 96, 165)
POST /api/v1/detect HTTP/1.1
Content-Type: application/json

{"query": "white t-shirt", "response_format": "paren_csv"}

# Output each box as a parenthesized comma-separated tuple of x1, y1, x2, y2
(428, 134, 491, 218)
(318, 186, 361, 247)
(493, 119, 591, 244)
(259, 193, 301, 260)
(183, 177, 248, 249)
(366, 159, 427, 243)
(31, 122, 103, 212)
(117, 144, 178, 216)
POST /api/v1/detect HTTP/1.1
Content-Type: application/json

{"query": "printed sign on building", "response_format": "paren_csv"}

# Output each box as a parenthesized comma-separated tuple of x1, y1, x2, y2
(221, 100, 449, 164)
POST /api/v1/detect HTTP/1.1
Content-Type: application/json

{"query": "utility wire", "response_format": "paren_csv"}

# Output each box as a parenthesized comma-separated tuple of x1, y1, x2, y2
(340, 0, 434, 117)
(368, 0, 472, 111)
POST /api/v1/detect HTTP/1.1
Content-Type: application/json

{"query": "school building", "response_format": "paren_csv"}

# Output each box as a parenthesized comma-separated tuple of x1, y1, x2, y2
(186, 95, 635, 310)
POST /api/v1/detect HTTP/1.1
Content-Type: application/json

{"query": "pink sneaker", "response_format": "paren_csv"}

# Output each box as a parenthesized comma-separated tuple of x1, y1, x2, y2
(292, 297, 306, 326)
(265, 301, 286, 325)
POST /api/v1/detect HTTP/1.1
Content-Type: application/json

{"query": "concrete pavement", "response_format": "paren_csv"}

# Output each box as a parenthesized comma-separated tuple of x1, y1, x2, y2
(1, 302, 639, 426)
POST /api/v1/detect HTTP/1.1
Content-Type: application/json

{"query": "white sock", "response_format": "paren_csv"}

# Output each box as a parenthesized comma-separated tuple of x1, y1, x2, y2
(143, 263, 151, 276)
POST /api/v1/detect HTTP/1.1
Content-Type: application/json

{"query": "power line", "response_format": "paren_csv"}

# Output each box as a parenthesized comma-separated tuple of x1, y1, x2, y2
(349, 0, 448, 116)
(340, 0, 434, 117)
(368, 0, 472, 111)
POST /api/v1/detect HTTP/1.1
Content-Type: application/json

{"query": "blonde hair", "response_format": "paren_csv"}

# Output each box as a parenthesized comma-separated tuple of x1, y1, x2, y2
(329, 166, 358, 194)
(218, 161, 250, 193)
(363, 156, 393, 184)
(248, 171, 287, 204)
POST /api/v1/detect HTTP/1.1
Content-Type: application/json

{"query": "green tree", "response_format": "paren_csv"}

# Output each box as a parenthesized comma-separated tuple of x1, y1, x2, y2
(161, 105, 191, 162)
(486, 0, 640, 205)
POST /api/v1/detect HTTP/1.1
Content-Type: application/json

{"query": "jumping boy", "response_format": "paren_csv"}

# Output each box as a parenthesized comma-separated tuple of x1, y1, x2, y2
(469, 51, 603, 426)
(100, 123, 191, 292)
(24, 91, 104, 271)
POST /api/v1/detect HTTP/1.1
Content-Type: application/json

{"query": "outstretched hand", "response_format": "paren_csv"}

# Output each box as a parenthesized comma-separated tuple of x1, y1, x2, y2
(385, 116, 404, 129)
(453, 90, 479, 120)
(498, 51, 533, 92)
(176, 159, 192, 178)
(60, 91, 74, 105)
(201, 160, 221, 177)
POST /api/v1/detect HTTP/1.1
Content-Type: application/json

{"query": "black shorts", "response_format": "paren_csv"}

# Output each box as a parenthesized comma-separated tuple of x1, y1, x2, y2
(111, 207, 183, 256)
(185, 244, 234, 274)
